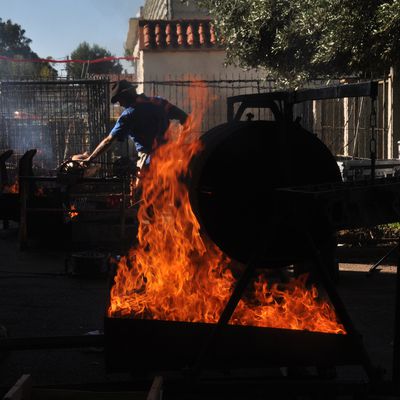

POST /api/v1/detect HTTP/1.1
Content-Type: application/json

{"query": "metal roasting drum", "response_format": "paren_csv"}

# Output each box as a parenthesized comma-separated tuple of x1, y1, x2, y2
(188, 120, 342, 267)
(105, 84, 390, 380)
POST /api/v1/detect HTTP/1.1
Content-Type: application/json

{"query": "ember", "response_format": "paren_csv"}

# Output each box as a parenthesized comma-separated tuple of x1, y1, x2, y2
(68, 204, 79, 219)
(108, 84, 345, 335)
(35, 187, 45, 197)
(3, 181, 19, 194)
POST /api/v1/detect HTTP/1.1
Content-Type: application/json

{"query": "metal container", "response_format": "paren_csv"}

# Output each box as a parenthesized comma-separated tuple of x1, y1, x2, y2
(104, 317, 358, 373)
(66, 251, 108, 277)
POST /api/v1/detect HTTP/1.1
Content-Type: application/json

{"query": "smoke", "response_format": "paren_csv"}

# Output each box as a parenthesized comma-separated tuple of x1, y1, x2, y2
(4, 116, 57, 171)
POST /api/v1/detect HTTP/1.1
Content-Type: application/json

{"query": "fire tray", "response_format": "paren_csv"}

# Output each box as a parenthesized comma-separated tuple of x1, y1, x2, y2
(104, 317, 363, 373)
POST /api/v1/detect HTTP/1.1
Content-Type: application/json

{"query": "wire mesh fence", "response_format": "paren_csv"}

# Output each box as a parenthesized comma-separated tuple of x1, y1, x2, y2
(0, 76, 390, 180)
(136, 76, 388, 160)
(0, 78, 110, 175)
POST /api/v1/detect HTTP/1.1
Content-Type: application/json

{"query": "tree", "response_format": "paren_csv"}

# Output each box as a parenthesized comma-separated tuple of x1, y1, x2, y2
(0, 18, 57, 78)
(194, 0, 400, 85)
(66, 42, 123, 79)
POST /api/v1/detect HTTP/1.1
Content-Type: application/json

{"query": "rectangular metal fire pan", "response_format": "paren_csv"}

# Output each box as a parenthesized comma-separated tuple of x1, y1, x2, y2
(104, 317, 363, 373)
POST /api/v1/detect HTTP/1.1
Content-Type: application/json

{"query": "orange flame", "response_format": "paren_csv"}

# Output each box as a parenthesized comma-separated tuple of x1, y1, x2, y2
(69, 204, 78, 219)
(3, 181, 19, 194)
(108, 84, 345, 335)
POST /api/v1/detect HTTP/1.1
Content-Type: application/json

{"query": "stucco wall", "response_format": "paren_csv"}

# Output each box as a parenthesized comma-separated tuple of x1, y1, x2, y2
(140, 50, 258, 81)
(135, 50, 268, 130)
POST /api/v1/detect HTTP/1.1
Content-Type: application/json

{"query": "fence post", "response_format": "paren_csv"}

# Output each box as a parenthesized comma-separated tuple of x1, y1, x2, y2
(343, 97, 350, 157)
(388, 66, 400, 159)
(312, 100, 322, 139)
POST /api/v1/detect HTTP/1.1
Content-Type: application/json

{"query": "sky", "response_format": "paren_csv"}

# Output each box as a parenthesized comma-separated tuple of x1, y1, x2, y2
(1, 0, 144, 73)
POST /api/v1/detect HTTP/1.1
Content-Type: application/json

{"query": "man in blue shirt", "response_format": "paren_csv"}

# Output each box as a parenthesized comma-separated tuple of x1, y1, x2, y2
(81, 80, 188, 165)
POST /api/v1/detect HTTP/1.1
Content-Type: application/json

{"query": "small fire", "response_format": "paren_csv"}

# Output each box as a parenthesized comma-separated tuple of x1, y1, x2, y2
(3, 181, 19, 194)
(69, 204, 79, 219)
(108, 84, 345, 335)
(35, 187, 45, 197)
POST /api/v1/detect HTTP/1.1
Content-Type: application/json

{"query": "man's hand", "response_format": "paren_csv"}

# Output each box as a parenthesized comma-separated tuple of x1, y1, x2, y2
(70, 152, 99, 177)
(71, 152, 92, 167)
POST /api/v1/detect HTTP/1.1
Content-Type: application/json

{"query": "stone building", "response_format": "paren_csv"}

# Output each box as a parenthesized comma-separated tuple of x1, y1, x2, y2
(124, 0, 268, 129)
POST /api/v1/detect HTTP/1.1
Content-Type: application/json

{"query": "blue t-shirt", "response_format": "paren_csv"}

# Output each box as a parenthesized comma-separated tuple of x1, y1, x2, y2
(110, 95, 186, 153)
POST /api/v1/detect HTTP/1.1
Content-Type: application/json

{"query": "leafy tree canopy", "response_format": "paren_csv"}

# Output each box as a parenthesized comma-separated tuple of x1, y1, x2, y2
(67, 42, 123, 78)
(0, 18, 57, 78)
(195, 0, 400, 85)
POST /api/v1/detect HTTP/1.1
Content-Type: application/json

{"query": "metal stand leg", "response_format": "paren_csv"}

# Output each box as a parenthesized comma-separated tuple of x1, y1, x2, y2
(302, 228, 379, 383)
(120, 178, 126, 242)
(18, 178, 28, 250)
(189, 261, 257, 375)
(393, 239, 400, 391)
(367, 244, 399, 276)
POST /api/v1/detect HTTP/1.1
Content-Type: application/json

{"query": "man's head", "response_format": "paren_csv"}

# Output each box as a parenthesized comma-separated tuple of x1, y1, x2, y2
(110, 80, 138, 106)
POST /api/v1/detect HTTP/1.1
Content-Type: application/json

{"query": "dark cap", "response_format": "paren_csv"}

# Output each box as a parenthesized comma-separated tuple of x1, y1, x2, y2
(110, 80, 138, 104)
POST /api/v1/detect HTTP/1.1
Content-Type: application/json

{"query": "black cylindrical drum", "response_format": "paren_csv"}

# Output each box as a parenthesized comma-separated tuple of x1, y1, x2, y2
(188, 121, 342, 267)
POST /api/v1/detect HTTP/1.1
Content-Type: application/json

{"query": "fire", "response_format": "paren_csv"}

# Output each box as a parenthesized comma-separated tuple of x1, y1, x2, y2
(108, 84, 345, 335)
(69, 204, 78, 219)
(3, 181, 19, 194)
(35, 187, 45, 197)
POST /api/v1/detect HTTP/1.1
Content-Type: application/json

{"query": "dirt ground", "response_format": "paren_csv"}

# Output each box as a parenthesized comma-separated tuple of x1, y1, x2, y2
(0, 224, 399, 398)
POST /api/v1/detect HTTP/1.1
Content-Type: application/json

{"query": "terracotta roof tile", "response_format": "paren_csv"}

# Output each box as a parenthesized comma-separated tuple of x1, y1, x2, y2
(140, 20, 221, 50)
(155, 23, 164, 47)
(176, 22, 184, 46)
(198, 22, 206, 45)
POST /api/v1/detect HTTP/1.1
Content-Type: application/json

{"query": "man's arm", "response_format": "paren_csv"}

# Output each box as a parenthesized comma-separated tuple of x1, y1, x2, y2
(85, 134, 117, 163)
(166, 103, 188, 125)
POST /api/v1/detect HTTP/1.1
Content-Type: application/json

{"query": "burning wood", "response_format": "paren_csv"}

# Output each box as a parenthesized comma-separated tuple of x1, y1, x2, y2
(108, 85, 345, 335)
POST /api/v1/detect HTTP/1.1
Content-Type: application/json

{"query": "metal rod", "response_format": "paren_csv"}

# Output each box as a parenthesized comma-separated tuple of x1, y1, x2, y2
(120, 178, 127, 241)
(0, 334, 105, 351)
(25, 208, 133, 214)
(18, 176, 28, 250)
(302, 227, 378, 383)
(367, 244, 399, 276)
(190, 261, 257, 374)
(392, 239, 400, 389)
(19, 176, 123, 183)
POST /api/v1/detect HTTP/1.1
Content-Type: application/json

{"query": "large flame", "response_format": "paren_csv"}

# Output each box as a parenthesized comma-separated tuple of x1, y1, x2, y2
(108, 84, 345, 335)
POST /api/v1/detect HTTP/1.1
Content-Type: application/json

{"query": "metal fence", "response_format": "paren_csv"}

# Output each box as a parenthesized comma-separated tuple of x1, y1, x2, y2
(295, 83, 389, 160)
(0, 79, 110, 174)
(0, 76, 390, 178)
(136, 76, 388, 160)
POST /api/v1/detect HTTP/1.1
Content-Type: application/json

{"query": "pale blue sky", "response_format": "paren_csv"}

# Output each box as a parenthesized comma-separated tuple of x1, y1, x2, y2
(1, 0, 144, 71)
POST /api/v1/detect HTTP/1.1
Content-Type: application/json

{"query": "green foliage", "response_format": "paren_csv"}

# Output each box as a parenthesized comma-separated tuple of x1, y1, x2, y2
(0, 18, 57, 79)
(66, 42, 123, 79)
(195, 0, 400, 85)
